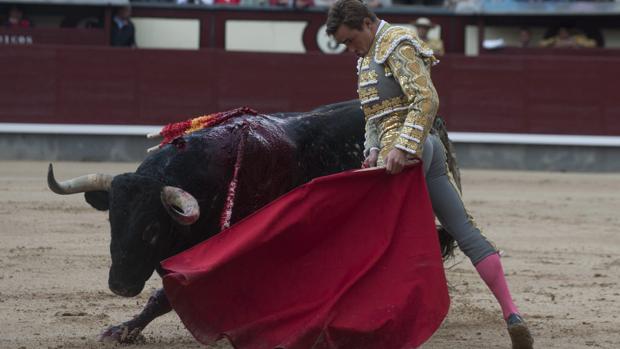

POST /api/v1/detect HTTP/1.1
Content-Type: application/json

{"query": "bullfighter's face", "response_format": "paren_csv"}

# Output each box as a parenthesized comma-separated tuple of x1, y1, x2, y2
(333, 18, 377, 58)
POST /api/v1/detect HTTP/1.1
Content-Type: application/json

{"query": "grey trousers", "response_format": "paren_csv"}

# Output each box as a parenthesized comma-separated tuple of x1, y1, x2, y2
(421, 133, 497, 265)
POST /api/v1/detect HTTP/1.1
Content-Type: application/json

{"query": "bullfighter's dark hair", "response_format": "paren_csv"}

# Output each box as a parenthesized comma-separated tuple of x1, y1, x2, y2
(325, 0, 378, 36)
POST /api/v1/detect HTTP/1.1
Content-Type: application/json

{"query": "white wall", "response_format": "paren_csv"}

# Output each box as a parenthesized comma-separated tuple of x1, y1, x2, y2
(225, 20, 307, 53)
(133, 17, 200, 50)
(465, 25, 479, 56)
(602, 29, 620, 48)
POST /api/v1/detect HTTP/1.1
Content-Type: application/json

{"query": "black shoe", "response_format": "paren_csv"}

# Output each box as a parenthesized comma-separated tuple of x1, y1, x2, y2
(506, 313, 534, 349)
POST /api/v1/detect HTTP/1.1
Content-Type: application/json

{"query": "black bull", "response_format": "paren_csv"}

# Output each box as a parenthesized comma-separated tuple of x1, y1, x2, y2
(48, 100, 457, 343)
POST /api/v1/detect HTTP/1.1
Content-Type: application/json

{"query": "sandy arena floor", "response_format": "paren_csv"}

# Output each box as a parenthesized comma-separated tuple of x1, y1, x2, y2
(0, 161, 619, 349)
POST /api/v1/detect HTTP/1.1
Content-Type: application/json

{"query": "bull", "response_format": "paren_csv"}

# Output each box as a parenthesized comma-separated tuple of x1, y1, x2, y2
(48, 100, 457, 343)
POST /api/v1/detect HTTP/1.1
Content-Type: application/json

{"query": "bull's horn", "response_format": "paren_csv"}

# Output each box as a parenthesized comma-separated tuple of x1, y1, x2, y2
(160, 186, 200, 226)
(146, 145, 160, 153)
(47, 163, 114, 195)
(146, 131, 161, 139)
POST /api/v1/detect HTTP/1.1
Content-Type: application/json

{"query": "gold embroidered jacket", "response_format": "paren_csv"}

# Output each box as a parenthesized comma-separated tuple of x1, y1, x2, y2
(358, 22, 439, 164)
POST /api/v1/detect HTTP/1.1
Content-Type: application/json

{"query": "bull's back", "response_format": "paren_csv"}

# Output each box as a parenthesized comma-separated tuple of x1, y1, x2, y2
(134, 101, 365, 233)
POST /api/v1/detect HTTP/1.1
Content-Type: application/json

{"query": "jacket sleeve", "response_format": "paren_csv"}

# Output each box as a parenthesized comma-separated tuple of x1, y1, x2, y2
(363, 118, 380, 157)
(386, 42, 439, 158)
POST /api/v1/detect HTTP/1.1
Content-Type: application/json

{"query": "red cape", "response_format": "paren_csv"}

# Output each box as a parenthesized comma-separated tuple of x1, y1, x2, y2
(161, 165, 449, 349)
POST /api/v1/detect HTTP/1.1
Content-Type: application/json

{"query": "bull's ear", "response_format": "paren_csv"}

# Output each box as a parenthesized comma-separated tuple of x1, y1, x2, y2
(85, 191, 109, 211)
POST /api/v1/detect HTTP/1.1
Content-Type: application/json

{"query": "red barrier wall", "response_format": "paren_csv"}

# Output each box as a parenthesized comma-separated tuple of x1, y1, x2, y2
(432, 54, 620, 135)
(0, 46, 357, 125)
(1, 45, 618, 135)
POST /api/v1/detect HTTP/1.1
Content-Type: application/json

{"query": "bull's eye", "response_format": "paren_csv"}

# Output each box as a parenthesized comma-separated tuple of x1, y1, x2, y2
(148, 234, 159, 246)
(142, 222, 160, 245)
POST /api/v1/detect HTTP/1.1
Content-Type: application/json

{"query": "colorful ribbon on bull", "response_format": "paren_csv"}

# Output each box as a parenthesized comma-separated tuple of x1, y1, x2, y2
(147, 107, 259, 151)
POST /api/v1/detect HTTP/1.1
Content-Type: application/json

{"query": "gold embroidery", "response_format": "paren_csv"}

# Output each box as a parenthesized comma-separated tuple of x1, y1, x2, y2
(358, 70, 378, 84)
(387, 43, 439, 156)
(362, 96, 408, 120)
(358, 57, 371, 72)
(402, 45, 416, 60)
(358, 86, 379, 101)
(374, 26, 438, 66)
(379, 111, 407, 141)
(384, 65, 392, 77)
(375, 27, 408, 62)
(359, 22, 438, 162)
(377, 113, 407, 163)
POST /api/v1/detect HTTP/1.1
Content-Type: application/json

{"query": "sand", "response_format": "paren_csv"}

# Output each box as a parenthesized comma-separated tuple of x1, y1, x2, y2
(0, 161, 618, 349)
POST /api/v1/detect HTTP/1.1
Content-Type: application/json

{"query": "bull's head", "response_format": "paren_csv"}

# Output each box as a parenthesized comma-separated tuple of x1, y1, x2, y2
(47, 164, 200, 297)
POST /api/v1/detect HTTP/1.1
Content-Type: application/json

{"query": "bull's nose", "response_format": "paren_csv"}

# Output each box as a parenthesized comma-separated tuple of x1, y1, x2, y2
(108, 280, 144, 297)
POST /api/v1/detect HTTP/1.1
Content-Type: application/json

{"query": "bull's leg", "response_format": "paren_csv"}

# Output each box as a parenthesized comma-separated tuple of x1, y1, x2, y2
(98, 288, 172, 343)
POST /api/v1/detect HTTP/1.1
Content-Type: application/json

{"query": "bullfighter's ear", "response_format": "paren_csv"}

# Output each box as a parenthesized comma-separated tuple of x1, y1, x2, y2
(85, 191, 109, 211)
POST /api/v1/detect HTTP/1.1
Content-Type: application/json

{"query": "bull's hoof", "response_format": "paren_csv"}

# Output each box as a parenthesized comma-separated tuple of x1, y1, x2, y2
(98, 324, 146, 344)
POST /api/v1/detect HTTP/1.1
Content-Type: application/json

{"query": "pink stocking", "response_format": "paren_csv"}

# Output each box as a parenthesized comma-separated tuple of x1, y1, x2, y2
(475, 253, 520, 320)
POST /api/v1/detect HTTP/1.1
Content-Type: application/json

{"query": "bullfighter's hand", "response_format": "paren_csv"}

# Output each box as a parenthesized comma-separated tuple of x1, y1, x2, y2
(362, 148, 379, 168)
(385, 148, 419, 174)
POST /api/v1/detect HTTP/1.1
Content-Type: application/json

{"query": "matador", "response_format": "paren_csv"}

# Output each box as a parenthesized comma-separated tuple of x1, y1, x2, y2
(326, 1, 534, 348)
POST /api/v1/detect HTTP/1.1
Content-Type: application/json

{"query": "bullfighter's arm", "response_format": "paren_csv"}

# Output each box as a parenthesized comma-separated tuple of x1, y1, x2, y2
(363, 118, 380, 157)
(386, 43, 439, 158)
